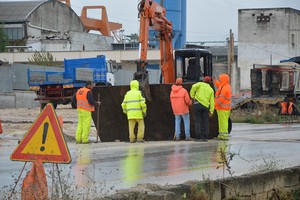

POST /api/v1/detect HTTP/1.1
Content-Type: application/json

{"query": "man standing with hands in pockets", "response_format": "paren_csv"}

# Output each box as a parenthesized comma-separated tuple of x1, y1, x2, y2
(190, 76, 215, 141)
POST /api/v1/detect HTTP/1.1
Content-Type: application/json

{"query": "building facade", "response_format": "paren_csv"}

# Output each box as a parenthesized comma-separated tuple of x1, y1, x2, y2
(0, 0, 113, 52)
(238, 8, 300, 90)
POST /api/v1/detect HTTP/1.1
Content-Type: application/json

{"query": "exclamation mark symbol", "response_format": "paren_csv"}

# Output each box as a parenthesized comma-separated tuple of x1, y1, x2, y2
(40, 122, 49, 152)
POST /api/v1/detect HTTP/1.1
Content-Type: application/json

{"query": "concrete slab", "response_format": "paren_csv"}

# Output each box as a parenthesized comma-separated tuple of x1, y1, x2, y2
(0, 94, 15, 109)
(15, 91, 39, 108)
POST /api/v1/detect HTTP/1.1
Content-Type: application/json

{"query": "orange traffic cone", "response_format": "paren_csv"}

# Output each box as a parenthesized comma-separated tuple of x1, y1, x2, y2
(22, 159, 48, 200)
(0, 118, 3, 134)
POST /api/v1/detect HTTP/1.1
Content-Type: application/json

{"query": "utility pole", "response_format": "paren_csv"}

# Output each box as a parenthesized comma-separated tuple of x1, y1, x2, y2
(227, 29, 234, 77)
(227, 29, 236, 95)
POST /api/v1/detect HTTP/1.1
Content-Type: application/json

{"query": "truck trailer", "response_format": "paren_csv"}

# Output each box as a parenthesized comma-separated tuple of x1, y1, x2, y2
(28, 55, 115, 109)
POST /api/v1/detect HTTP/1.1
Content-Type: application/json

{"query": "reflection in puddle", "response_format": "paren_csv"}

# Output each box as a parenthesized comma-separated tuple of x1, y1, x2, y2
(122, 145, 144, 186)
(73, 144, 91, 186)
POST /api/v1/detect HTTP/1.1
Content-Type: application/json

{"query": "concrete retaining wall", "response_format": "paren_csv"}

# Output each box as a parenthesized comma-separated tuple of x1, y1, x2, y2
(99, 166, 300, 200)
(0, 91, 39, 109)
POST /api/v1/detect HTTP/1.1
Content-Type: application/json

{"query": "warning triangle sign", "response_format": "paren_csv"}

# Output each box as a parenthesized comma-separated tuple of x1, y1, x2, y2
(11, 104, 71, 164)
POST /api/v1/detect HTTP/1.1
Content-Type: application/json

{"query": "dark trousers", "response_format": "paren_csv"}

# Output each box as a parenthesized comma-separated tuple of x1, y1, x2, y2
(194, 103, 209, 140)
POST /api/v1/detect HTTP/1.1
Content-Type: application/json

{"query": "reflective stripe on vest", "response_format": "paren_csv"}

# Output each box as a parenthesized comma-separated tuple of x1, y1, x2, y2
(123, 100, 145, 104)
(215, 85, 231, 110)
(76, 87, 94, 112)
(215, 93, 231, 109)
(216, 99, 231, 109)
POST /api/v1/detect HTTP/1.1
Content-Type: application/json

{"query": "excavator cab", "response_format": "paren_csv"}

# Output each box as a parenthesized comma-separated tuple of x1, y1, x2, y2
(174, 49, 213, 82)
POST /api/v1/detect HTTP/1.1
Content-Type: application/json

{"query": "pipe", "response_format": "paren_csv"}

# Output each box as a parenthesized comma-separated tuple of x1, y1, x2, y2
(28, 22, 60, 33)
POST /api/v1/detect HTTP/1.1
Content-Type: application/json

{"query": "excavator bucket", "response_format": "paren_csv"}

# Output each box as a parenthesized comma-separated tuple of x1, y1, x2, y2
(133, 65, 152, 101)
(92, 84, 230, 142)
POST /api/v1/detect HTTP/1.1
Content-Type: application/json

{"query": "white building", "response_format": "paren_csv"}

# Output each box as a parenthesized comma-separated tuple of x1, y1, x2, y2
(0, 0, 113, 52)
(238, 8, 300, 90)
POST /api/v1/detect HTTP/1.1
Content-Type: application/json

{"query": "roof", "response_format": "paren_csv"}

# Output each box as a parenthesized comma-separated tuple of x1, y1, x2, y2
(238, 7, 300, 15)
(0, 0, 47, 23)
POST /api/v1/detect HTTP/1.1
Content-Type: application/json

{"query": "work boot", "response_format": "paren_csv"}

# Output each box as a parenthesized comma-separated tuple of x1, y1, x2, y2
(174, 137, 181, 141)
(130, 139, 136, 143)
(185, 137, 194, 141)
(136, 139, 145, 143)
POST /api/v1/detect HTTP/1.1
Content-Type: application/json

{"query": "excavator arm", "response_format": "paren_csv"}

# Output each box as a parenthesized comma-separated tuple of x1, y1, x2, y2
(135, 0, 175, 100)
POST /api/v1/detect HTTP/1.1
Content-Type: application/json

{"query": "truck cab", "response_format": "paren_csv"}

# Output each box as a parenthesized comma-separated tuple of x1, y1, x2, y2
(104, 59, 116, 86)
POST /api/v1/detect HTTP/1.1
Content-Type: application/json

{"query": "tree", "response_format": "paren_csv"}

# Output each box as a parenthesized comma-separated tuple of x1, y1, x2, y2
(0, 24, 8, 52)
(127, 33, 139, 43)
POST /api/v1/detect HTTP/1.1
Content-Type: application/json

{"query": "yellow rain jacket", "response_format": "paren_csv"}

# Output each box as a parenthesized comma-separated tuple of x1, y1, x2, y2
(122, 80, 147, 119)
(190, 82, 215, 114)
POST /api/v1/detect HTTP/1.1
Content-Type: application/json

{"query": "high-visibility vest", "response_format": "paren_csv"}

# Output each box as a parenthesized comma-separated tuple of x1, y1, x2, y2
(280, 102, 288, 114)
(288, 102, 294, 115)
(215, 85, 231, 110)
(122, 90, 147, 119)
(76, 87, 94, 112)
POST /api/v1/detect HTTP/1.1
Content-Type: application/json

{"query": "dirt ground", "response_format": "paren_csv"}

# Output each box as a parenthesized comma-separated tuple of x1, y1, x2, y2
(0, 105, 97, 142)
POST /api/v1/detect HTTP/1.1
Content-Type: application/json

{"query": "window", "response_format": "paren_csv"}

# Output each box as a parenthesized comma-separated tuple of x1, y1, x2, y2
(4, 27, 23, 40)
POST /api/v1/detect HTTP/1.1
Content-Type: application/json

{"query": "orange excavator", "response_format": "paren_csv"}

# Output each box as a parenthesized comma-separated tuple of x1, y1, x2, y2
(134, 0, 175, 100)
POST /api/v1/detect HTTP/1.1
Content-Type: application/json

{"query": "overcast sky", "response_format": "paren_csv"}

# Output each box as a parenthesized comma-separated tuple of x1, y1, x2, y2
(70, 0, 300, 42)
(3, 0, 300, 41)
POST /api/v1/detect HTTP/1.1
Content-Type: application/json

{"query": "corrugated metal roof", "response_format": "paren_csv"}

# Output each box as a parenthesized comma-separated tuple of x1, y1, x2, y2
(0, 1, 47, 23)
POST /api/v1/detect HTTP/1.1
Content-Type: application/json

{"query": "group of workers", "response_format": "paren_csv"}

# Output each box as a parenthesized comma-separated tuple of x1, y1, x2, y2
(73, 74, 232, 144)
(172, 74, 232, 142)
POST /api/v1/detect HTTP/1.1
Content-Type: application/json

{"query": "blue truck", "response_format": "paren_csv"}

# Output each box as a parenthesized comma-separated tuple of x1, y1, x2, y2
(28, 55, 115, 109)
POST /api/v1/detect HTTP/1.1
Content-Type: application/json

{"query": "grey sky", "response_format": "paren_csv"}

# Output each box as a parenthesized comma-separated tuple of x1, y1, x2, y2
(2, 0, 300, 41)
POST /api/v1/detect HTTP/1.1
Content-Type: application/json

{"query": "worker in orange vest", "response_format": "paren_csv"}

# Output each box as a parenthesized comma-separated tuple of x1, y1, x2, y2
(73, 81, 99, 144)
(213, 74, 232, 140)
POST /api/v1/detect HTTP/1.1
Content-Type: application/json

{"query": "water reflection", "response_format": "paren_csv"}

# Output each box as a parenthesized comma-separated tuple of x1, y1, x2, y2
(167, 144, 189, 175)
(122, 145, 144, 186)
(73, 144, 91, 186)
(211, 140, 229, 172)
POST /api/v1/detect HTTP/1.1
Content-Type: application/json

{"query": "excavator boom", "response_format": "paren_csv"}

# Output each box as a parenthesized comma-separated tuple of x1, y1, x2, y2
(135, 0, 175, 100)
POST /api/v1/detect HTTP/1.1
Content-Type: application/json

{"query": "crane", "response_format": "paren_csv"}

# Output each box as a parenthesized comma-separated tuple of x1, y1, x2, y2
(80, 6, 122, 36)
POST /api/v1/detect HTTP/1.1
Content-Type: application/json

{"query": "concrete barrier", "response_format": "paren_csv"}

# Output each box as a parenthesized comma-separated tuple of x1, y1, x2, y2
(0, 94, 15, 109)
(0, 91, 39, 109)
(15, 91, 39, 108)
(100, 166, 300, 200)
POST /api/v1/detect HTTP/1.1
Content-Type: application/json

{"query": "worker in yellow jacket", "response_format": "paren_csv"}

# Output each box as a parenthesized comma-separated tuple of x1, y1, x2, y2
(122, 80, 147, 143)
(73, 81, 98, 144)
(190, 76, 215, 141)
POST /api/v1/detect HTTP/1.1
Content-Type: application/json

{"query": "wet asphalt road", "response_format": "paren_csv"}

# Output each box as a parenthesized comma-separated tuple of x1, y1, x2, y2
(1, 123, 300, 199)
